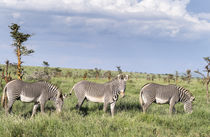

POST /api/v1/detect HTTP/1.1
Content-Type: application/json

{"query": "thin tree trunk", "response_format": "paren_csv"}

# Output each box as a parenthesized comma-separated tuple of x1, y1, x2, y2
(207, 82, 209, 104)
(0, 70, 4, 107)
(207, 72, 209, 104)
(1, 69, 8, 109)
(17, 45, 22, 80)
(5, 61, 9, 83)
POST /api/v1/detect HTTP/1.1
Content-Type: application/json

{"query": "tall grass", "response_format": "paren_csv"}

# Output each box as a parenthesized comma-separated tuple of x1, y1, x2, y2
(0, 68, 209, 137)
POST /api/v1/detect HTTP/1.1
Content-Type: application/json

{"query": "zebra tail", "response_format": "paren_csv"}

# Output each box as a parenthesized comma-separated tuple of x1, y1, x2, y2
(139, 90, 144, 106)
(69, 86, 75, 96)
(1, 86, 7, 109)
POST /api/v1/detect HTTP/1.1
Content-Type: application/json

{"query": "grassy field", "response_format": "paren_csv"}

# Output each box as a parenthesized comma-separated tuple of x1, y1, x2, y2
(0, 68, 209, 137)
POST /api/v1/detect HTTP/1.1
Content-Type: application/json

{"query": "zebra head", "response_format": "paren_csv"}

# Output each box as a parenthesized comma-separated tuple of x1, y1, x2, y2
(117, 74, 128, 98)
(184, 96, 195, 114)
(55, 90, 64, 113)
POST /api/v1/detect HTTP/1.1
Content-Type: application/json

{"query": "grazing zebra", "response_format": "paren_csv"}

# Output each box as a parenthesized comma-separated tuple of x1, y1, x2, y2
(139, 83, 195, 114)
(1, 79, 65, 117)
(69, 75, 128, 117)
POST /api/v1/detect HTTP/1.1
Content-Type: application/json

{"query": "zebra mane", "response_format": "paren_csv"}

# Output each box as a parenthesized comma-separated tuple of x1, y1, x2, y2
(44, 81, 57, 87)
(106, 78, 118, 84)
(175, 85, 193, 97)
(105, 75, 125, 83)
(43, 81, 59, 93)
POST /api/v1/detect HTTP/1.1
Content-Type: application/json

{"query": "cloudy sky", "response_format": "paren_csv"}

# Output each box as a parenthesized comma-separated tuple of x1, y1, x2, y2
(0, 0, 210, 74)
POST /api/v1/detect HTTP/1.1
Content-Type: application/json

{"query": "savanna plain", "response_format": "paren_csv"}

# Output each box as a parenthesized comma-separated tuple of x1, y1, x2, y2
(0, 66, 209, 137)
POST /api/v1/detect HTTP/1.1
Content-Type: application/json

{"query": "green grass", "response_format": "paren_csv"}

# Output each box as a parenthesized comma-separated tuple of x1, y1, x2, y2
(0, 71, 209, 137)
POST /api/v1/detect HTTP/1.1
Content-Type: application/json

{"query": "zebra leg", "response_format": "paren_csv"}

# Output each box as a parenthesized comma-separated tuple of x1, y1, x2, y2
(76, 97, 85, 110)
(169, 99, 176, 115)
(103, 97, 109, 112)
(6, 99, 15, 115)
(173, 107, 176, 113)
(103, 101, 108, 112)
(110, 102, 116, 117)
(142, 102, 153, 114)
(40, 102, 46, 114)
(31, 103, 39, 117)
(75, 91, 86, 110)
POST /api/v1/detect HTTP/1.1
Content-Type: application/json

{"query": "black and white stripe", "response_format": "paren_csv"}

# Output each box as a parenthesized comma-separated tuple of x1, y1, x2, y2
(176, 86, 192, 102)
(112, 90, 120, 101)
(2, 80, 64, 116)
(139, 83, 194, 114)
(45, 82, 59, 99)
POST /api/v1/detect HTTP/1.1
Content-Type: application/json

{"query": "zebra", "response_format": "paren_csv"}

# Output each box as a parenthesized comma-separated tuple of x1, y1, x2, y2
(1, 79, 65, 117)
(139, 83, 195, 114)
(69, 74, 128, 117)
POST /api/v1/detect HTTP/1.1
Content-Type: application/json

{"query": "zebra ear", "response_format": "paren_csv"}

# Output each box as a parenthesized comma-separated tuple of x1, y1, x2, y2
(117, 74, 121, 80)
(190, 96, 195, 102)
(124, 75, 128, 81)
(57, 91, 61, 99)
(63, 94, 68, 99)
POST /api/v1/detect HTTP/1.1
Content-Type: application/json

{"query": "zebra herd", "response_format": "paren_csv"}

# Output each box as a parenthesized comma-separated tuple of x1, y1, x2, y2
(1, 74, 195, 117)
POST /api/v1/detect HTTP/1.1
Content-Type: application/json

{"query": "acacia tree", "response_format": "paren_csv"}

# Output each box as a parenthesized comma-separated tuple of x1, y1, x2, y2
(104, 71, 112, 81)
(9, 23, 34, 80)
(151, 74, 156, 81)
(94, 68, 101, 79)
(116, 66, 122, 74)
(186, 69, 191, 84)
(194, 57, 210, 103)
(43, 61, 49, 75)
(83, 72, 88, 80)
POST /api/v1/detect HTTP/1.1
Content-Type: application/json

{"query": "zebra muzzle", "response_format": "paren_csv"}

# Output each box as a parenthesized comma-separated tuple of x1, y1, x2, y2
(56, 108, 62, 113)
(120, 91, 125, 98)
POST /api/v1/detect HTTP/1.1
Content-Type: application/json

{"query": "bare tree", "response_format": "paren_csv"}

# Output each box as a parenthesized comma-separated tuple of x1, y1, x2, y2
(1, 60, 13, 108)
(0, 66, 4, 91)
(94, 68, 101, 79)
(194, 57, 210, 103)
(4, 60, 9, 83)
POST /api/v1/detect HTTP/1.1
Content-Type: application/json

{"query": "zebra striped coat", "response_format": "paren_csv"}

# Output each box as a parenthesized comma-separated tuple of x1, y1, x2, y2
(69, 75, 128, 117)
(2, 79, 64, 117)
(139, 83, 195, 114)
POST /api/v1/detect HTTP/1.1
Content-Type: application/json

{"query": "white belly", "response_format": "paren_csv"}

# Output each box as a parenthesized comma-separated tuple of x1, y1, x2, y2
(85, 95, 104, 103)
(20, 95, 35, 102)
(156, 97, 168, 104)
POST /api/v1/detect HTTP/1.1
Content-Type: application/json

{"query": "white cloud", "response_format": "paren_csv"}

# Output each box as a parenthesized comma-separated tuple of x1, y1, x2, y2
(197, 13, 210, 20)
(1, 0, 210, 39)
(12, 12, 21, 19)
(0, 0, 190, 15)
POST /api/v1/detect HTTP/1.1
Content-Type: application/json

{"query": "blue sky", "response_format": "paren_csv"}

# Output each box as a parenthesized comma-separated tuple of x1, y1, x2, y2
(0, 0, 210, 74)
